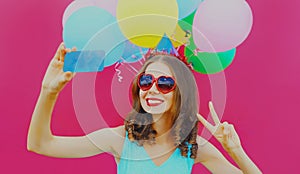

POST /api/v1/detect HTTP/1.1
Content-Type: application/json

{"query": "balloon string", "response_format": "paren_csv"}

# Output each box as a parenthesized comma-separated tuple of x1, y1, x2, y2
(114, 62, 123, 83)
(187, 48, 198, 60)
(125, 63, 138, 73)
(190, 48, 203, 57)
(138, 59, 144, 66)
(120, 57, 138, 74)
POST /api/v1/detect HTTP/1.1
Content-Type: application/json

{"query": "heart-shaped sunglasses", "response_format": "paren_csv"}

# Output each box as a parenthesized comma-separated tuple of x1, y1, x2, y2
(137, 73, 176, 94)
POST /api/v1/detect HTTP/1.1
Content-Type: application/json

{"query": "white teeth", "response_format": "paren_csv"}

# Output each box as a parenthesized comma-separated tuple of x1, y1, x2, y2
(148, 100, 163, 104)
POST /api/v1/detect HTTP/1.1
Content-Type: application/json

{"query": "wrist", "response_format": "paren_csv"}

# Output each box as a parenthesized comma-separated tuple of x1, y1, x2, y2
(40, 88, 59, 99)
(227, 146, 245, 157)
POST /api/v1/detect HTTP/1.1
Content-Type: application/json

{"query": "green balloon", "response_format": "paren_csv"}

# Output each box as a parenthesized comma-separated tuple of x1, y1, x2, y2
(178, 10, 195, 31)
(186, 48, 236, 74)
(179, 10, 201, 54)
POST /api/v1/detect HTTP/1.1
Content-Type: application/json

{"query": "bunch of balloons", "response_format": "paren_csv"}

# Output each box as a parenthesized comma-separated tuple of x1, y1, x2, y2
(63, 0, 253, 74)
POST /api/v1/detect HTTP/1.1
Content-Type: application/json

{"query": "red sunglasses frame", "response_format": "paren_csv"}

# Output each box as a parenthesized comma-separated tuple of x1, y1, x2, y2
(137, 73, 176, 94)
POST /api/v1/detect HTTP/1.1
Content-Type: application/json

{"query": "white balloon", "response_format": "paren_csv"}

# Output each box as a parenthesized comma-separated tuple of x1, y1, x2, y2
(193, 0, 253, 52)
(62, 0, 118, 27)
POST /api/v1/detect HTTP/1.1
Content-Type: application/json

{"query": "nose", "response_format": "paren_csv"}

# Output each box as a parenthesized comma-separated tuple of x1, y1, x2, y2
(148, 81, 159, 94)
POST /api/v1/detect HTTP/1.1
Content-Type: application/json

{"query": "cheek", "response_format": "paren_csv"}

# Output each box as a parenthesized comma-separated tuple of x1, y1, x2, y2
(165, 92, 174, 104)
(139, 91, 148, 108)
(139, 90, 147, 99)
(139, 91, 148, 111)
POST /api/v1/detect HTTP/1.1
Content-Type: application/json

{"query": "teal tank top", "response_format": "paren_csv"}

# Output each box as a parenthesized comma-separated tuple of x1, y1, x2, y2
(117, 132, 195, 174)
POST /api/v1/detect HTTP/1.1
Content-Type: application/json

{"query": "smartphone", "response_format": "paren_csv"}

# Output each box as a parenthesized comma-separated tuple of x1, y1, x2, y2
(63, 50, 106, 72)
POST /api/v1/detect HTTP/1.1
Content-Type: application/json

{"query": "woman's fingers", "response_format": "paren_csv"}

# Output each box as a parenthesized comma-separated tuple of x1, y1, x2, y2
(222, 122, 229, 133)
(197, 113, 214, 132)
(222, 122, 230, 142)
(61, 47, 76, 62)
(54, 43, 76, 63)
(229, 124, 235, 140)
(209, 101, 221, 125)
(60, 47, 66, 62)
(55, 72, 73, 88)
(61, 48, 70, 62)
(71, 47, 77, 52)
(64, 72, 73, 81)
(54, 43, 65, 61)
(198, 102, 242, 151)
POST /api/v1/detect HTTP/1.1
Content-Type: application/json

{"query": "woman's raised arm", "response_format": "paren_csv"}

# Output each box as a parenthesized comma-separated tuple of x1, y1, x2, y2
(27, 43, 123, 158)
(196, 102, 262, 174)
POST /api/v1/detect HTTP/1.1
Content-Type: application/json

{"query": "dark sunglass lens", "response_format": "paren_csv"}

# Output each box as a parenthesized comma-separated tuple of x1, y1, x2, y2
(139, 74, 153, 90)
(157, 76, 175, 92)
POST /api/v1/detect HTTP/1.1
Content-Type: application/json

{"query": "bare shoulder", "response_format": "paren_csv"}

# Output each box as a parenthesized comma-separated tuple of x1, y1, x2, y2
(111, 125, 126, 137)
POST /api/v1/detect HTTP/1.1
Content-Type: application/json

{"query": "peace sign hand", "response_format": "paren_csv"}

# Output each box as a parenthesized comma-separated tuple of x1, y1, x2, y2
(197, 101, 242, 152)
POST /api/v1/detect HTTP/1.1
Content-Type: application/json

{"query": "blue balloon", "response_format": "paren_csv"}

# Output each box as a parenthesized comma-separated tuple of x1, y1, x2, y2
(83, 21, 126, 67)
(177, 0, 203, 19)
(63, 6, 126, 68)
(63, 6, 116, 50)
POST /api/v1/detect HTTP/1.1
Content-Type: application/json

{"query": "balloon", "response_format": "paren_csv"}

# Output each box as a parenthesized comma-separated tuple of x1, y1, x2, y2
(116, 0, 179, 48)
(178, 11, 199, 56)
(186, 48, 236, 74)
(94, 0, 118, 16)
(193, 0, 253, 52)
(63, 6, 126, 68)
(176, 10, 195, 48)
(178, 10, 196, 30)
(177, 0, 203, 19)
(82, 21, 126, 67)
(121, 41, 148, 63)
(178, 11, 235, 74)
(62, 0, 118, 27)
(63, 6, 116, 50)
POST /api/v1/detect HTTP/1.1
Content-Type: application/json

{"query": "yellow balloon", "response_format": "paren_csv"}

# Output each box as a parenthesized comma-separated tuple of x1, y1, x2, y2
(169, 24, 191, 47)
(117, 0, 178, 48)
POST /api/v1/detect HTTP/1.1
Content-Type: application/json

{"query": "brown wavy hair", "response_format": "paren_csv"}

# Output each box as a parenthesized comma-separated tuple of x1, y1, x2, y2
(124, 54, 199, 159)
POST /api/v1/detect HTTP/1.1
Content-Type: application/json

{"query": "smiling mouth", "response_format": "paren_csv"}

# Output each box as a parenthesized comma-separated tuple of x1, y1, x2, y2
(146, 98, 164, 107)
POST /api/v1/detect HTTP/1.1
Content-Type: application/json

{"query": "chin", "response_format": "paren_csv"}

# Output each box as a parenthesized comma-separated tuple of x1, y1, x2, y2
(146, 110, 164, 115)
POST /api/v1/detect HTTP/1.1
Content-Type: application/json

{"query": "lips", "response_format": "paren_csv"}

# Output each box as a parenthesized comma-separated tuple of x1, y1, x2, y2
(146, 98, 164, 107)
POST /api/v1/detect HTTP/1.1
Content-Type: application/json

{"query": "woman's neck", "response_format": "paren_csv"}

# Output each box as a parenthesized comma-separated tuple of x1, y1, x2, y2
(152, 113, 174, 144)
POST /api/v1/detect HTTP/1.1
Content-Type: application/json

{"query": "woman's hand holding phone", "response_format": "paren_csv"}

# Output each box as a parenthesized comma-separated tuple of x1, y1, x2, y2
(42, 43, 76, 95)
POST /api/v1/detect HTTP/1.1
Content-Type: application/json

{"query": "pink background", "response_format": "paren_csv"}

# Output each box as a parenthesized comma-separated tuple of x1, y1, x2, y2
(1, 0, 299, 173)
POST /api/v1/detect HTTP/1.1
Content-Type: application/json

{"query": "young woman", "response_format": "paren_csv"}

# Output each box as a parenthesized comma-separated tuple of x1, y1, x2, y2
(27, 43, 262, 174)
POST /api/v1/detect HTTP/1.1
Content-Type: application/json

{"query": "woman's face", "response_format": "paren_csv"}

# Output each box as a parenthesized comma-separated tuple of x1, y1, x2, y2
(139, 62, 175, 116)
